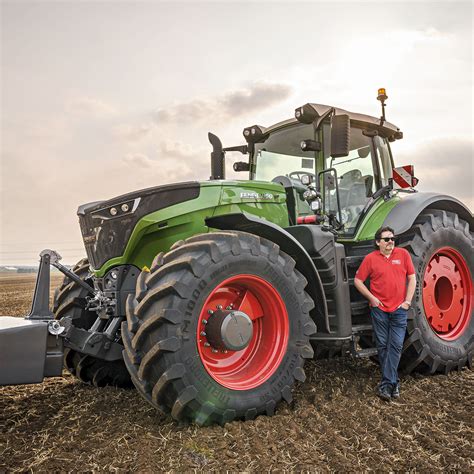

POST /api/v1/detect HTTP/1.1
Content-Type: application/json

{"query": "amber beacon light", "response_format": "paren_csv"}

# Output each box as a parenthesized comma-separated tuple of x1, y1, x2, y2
(377, 88, 388, 102)
(377, 88, 388, 124)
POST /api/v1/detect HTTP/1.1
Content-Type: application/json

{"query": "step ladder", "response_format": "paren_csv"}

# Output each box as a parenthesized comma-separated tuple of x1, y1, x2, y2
(350, 324, 378, 358)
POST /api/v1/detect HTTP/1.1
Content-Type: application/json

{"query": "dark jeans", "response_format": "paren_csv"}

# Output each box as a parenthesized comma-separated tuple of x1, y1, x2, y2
(370, 307, 408, 389)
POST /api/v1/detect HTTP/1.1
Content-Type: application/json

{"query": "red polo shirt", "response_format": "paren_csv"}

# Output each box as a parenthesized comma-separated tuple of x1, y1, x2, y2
(355, 247, 415, 312)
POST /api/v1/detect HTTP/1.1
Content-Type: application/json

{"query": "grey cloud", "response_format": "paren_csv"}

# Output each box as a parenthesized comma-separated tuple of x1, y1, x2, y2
(397, 137, 473, 209)
(155, 82, 292, 124)
(221, 83, 292, 116)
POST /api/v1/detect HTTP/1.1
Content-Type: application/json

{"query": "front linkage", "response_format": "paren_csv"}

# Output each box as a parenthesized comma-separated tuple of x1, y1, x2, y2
(0, 250, 124, 385)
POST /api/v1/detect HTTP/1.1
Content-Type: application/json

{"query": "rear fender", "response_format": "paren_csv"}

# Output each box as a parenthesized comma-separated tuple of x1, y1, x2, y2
(206, 212, 330, 334)
(383, 192, 473, 234)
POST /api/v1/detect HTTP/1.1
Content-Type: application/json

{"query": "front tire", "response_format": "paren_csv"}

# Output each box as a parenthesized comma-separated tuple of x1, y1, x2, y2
(398, 210, 473, 374)
(122, 231, 316, 425)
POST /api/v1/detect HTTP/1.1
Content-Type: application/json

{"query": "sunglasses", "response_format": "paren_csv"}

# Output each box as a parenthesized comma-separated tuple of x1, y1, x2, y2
(380, 237, 395, 242)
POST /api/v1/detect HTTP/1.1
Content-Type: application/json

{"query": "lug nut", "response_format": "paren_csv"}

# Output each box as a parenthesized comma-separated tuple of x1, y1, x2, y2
(207, 309, 214, 315)
(202, 319, 208, 325)
(204, 342, 210, 347)
(212, 349, 218, 353)
(200, 331, 206, 336)
(217, 305, 222, 310)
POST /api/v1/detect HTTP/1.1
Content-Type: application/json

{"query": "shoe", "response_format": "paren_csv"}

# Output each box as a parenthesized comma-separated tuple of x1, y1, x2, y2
(391, 384, 400, 399)
(377, 385, 392, 401)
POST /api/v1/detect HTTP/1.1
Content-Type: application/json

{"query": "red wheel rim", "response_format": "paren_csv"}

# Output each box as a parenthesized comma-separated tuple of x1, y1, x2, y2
(422, 247, 472, 340)
(197, 274, 289, 390)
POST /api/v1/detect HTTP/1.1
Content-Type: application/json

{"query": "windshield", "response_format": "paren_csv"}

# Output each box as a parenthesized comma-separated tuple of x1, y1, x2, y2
(254, 123, 317, 182)
(255, 150, 316, 182)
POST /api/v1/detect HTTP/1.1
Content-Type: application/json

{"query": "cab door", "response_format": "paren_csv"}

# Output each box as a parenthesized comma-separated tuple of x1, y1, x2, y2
(325, 127, 381, 234)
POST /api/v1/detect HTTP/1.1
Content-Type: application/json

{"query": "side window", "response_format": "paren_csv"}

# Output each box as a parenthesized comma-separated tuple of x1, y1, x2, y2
(374, 136, 393, 187)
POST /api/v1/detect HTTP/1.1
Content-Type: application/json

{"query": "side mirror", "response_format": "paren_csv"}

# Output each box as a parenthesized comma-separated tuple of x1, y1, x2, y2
(331, 114, 350, 158)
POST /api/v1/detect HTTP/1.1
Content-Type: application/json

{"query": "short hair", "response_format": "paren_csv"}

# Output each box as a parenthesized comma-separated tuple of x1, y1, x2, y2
(374, 226, 395, 248)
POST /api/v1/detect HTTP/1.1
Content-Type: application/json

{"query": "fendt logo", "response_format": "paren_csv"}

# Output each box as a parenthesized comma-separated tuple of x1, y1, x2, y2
(240, 192, 275, 200)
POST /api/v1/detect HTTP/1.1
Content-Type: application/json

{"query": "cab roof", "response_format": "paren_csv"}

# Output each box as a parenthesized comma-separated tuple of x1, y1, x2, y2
(266, 104, 403, 141)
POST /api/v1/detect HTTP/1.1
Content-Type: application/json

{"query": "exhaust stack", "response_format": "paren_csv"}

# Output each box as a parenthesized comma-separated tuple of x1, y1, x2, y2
(208, 132, 225, 180)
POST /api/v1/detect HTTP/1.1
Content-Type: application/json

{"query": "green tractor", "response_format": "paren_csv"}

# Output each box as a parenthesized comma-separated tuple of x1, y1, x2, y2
(1, 90, 472, 425)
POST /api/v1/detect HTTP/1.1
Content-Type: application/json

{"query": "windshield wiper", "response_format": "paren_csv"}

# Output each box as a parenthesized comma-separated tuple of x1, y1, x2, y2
(331, 155, 362, 167)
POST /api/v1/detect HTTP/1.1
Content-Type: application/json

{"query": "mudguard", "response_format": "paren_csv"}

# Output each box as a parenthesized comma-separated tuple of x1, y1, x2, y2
(383, 192, 473, 235)
(206, 212, 330, 334)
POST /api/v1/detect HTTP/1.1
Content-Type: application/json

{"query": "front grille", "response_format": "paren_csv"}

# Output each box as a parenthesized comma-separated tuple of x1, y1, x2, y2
(78, 182, 200, 270)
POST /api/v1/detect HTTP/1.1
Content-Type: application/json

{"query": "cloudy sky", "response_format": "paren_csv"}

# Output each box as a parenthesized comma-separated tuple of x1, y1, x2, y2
(1, 0, 472, 265)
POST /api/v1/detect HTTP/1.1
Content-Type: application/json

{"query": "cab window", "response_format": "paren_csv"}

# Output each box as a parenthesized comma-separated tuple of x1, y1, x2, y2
(254, 123, 316, 182)
(328, 128, 375, 232)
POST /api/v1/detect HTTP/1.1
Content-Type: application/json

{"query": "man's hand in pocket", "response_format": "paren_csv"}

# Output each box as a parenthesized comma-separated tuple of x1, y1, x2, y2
(369, 296, 383, 308)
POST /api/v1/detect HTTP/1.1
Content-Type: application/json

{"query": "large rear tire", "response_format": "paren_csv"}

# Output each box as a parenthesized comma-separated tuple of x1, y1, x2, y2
(53, 258, 132, 388)
(122, 231, 316, 425)
(398, 210, 473, 374)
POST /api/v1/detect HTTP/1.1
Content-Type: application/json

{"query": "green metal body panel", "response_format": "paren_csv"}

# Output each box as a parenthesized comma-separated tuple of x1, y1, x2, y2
(339, 194, 402, 243)
(93, 180, 288, 277)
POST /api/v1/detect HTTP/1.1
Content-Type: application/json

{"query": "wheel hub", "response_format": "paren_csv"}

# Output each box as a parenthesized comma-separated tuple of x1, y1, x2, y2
(196, 274, 289, 390)
(205, 309, 253, 351)
(422, 246, 472, 340)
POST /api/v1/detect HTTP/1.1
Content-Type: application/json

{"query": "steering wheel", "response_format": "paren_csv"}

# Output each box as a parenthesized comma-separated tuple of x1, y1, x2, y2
(288, 171, 317, 183)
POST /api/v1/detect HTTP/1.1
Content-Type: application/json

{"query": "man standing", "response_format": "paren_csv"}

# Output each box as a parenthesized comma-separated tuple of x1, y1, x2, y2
(354, 226, 416, 400)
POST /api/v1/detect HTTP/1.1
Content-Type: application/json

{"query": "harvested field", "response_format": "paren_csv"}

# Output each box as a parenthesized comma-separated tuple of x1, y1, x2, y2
(1, 273, 472, 472)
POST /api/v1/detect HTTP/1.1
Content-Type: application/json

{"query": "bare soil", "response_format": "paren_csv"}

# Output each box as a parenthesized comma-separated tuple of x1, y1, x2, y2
(0, 274, 472, 472)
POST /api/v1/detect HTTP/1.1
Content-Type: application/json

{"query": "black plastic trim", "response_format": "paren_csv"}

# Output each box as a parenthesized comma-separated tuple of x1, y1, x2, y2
(384, 192, 473, 235)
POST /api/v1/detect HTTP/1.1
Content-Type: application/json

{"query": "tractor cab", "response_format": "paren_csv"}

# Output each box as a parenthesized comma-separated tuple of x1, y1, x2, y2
(242, 103, 402, 235)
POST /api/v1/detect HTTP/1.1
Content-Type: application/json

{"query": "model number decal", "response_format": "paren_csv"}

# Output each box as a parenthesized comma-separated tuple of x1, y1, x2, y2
(240, 192, 274, 200)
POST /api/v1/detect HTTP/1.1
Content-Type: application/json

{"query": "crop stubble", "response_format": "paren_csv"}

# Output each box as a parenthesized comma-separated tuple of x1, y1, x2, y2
(0, 274, 472, 471)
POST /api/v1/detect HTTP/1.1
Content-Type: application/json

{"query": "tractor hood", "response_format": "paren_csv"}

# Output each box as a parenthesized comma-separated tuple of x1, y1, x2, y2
(77, 181, 200, 270)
